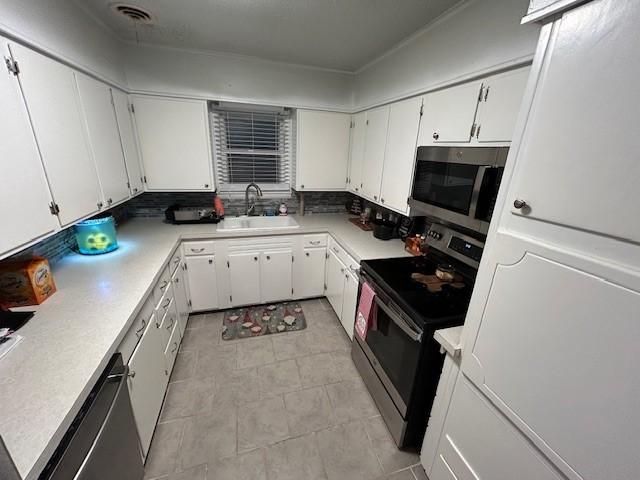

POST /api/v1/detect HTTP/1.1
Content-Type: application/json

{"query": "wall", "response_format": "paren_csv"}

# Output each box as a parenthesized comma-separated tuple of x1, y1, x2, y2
(0, 0, 127, 86)
(352, 0, 540, 110)
(124, 45, 354, 111)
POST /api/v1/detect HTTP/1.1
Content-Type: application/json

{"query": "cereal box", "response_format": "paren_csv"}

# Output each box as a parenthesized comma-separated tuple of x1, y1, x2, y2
(0, 257, 56, 308)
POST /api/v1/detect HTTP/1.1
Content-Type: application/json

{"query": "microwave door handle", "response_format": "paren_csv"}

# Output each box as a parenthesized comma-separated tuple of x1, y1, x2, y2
(374, 296, 423, 342)
(469, 165, 491, 220)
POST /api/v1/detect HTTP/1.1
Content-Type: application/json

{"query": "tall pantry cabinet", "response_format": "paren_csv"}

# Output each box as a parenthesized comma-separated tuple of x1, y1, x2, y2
(424, 2, 640, 480)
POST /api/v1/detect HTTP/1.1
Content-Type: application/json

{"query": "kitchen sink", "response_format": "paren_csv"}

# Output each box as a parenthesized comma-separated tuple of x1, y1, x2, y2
(217, 215, 300, 231)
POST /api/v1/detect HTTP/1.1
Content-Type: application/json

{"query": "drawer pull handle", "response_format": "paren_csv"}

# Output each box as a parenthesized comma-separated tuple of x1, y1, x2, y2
(128, 371, 136, 378)
(162, 298, 171, 309)
(159, 280, 169, 290)
(135, 318, 147, 338)
(166, 317, 174, 330)
(190, 247, 205, 253)
(173, 257, 180, 264)
(171, 342, 178, 353)
(332, 247, 339, 254)
(309, 240, 321, 245)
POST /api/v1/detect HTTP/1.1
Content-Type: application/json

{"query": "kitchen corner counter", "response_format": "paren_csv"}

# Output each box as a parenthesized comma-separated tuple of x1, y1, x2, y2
(0, 213, 408, 479)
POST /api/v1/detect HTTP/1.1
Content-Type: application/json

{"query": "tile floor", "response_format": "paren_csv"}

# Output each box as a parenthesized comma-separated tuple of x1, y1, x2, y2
(144, 298, 428, 480)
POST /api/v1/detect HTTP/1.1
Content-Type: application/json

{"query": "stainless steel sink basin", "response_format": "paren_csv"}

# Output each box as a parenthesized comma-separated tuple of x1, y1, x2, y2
(217, 216, 300, 231)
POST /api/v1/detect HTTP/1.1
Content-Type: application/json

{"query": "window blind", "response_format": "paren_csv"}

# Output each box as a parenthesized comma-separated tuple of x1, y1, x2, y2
(211, 106, 292, 196)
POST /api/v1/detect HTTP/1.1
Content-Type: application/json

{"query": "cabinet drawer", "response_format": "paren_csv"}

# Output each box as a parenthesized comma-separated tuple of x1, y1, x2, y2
(119, 295, 156, 364)
(159, 298, 178, 349)
(303, 234, 327, 248)
(164, 319, 181, 375)
(169, 249, 182, 273)
(183, 240, 215, 256)
(328, 236, 359, 273)
(154, 265, 171, 300)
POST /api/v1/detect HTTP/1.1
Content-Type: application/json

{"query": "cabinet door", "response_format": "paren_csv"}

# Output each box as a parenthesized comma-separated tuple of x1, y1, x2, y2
(0, 41, 58, 258)
(133, 96, 212, 191)
(300, 248, 326, 298)
(430, 376, 564, 480)
(379, 97, 422, 214)
(340, 270, 358, 340)
(75, 73, 130, 206)
(229, 252, 261, 306)
(462, 232, 640, 480)
(296, 110, 350, 191)
(128, 313, 167, 456)
(348, 112, 366, 194)
(260, 250, 293, 303)
(476, 68, 530, 143)
(325, 250, 346, 318)
(361, 105, 389, 201)
(172, 265, 190, 337)
(185, 255, 219, 312)
(112, 89, 144, 196)
(10, 43, 102, 226)
(506, 1, 640, 244)
(422, 81, 482, 144)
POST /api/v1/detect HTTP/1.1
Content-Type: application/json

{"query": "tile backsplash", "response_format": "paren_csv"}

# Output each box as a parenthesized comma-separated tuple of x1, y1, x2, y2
(127, 190, 353, 217)
(5, 191, 354, 265)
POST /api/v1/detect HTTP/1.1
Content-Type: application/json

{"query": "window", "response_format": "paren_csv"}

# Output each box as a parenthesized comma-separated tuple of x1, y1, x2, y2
(211, 105, 292, 196)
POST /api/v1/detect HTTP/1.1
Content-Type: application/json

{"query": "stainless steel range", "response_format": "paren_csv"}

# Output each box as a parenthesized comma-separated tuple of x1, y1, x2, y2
(352, 223, 483, 449)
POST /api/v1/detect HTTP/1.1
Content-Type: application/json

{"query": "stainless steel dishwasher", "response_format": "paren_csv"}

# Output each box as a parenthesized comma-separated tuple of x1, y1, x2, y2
(39, 353, 144, 480)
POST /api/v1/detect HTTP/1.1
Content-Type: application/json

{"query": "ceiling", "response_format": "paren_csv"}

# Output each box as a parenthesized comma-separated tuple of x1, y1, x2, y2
(77, 0, 461, 72)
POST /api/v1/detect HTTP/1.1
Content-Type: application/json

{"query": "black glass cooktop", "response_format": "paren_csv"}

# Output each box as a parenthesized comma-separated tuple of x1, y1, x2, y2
(361, 252, 475, 329)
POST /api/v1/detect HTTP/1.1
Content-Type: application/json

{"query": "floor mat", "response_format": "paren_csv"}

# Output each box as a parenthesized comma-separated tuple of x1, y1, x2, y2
(222, 301, 307, 340)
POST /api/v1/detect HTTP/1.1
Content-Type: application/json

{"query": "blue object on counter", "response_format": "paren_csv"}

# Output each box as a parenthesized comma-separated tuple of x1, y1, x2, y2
(74, 216, 118, 255)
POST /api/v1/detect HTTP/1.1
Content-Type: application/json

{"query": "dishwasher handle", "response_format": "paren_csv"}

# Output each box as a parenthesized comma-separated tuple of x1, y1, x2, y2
(73, 363, 143, 480)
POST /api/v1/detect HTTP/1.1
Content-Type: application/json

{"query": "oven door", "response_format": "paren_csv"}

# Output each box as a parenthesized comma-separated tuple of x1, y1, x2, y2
(355, 279, 423, 416)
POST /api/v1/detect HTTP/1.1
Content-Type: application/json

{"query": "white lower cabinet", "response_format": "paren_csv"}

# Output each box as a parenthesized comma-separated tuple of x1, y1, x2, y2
(299, 248, 327, 298)
(325, 249, 346, 318)
(228, 252, 261, 307)
(164, 321, 181, 374)
(185, 255, 219, 312)
(172, 264, 190, 336)
(127, 312, 168, 457)
(340, 270, 358, 340)
(260, 250, 293, 303)
(429, 376, 563, 480)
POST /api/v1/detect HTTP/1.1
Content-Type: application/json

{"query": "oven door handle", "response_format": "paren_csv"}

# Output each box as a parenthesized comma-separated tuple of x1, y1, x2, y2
(374, 296, 423, 342)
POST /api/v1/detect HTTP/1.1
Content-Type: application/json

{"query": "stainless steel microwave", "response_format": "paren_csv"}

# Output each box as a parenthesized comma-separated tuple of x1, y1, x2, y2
(409, 146, 508, 235)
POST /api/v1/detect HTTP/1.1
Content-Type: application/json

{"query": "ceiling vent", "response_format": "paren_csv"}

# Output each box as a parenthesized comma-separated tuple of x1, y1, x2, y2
(111, 4, 154, 24)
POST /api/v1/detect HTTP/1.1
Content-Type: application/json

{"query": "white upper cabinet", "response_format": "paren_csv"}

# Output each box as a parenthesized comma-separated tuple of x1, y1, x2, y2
(506, 0, 640, 244)
(379, 97, 423, 214)
(475, 68, 530, 143)
(112, 89, 144, 196)
(420, 81, 482, 144)
(133, 96, 213, 191)
(75, 73, 130, 207)
(347, 112, 366, 195)
(9, 43, 102, 227)
(0, 41, 59, 259)
(295, 110, 351, 191)
(361, 105, 390, 201)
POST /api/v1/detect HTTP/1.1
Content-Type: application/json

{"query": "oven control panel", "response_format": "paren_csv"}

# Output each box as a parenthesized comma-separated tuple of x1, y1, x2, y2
(424, 224, 485, 268)
(449, 236, 483, 263)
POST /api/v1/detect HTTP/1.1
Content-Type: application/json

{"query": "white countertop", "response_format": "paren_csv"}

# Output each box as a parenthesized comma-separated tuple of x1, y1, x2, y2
(0, 213, 408, 479)
(433, 326, 464, 358)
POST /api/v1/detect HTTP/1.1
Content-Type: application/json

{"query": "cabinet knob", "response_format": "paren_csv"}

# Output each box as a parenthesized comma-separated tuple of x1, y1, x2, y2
(381, 198, 385, 204)
(433, 132, 439, 140)
(128, 371, 136, 378)
(305, 252, 310, 257)
(266, 255, 271, 260)
(208, 259, 213, 264)
(373, 195, 377, 201)
(97, 201, 103, 209)
(513, 199, 528, 210)
(301, 185, 304, 189)
(107, 198, 113, 205)
(204, 184, 209, 188)
(254, 256, 258, 261)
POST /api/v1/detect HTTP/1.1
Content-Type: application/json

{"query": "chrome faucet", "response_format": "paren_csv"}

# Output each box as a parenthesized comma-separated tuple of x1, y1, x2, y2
(245, 182, 263, 216)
